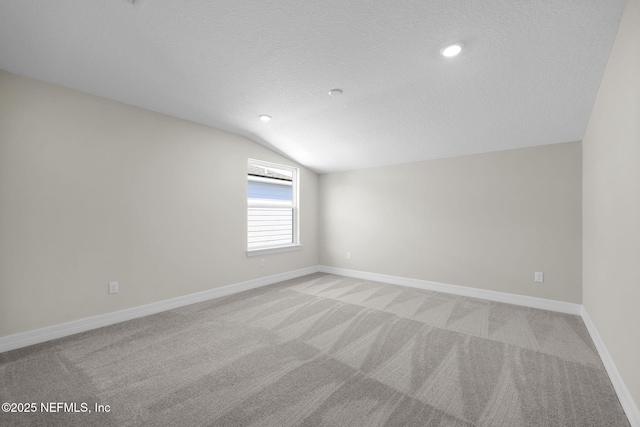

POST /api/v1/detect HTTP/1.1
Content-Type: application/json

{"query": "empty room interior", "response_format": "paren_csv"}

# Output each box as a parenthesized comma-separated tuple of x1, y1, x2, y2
(0, 0, 639, 426)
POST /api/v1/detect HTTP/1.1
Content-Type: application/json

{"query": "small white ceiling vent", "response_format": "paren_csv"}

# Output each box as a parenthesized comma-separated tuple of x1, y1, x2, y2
(121, 0, 147, 8)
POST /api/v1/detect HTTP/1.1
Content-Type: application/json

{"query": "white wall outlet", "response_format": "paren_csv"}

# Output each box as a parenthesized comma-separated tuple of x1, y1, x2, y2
(347, 252, 351, 260)
(108, 281, 119, 294)
(260, 258, 265, 267)
(534, 272, 544, 283)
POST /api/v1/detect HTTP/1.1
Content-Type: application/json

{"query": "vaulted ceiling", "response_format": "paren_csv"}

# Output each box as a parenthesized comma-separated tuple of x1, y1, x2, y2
(0, 0, 627, 173)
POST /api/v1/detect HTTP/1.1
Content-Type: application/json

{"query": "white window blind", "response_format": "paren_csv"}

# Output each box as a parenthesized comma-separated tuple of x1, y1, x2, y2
(247, 160, 298, 250)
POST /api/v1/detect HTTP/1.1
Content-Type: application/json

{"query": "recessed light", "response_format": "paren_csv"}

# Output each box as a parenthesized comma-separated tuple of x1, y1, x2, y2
(328, 89, 343, 96)
(259, 115, 272, 122)
(441, 44, 462, 57)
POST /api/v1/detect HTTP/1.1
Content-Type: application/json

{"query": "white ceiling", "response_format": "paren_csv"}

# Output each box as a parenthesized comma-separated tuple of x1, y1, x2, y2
(0, 0, 627, 173)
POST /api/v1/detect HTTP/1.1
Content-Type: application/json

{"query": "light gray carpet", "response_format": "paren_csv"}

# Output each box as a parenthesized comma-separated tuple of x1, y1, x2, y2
(0, 273, 630, 426)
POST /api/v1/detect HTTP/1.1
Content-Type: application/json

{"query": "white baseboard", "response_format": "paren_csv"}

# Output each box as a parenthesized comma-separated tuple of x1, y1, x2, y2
(581, 308, 640, 427)
(0, 266, 320, 354)
(2, 265, 636, 427)
(318, 266, 638, 426)
(318, 265, 582, 315)
(319, 266, 638, 426)
(0, 265, 580, 354)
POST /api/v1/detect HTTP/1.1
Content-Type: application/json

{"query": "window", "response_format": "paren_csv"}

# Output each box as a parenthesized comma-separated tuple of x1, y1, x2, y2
(246, 159, 301, 256)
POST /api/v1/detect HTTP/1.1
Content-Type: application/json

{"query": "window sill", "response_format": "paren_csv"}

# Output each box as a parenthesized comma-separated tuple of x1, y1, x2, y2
(246, 244, 302, 257)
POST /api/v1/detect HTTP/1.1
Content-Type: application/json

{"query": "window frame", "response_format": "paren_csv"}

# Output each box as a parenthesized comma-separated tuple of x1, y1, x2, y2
(246, 159, 301, 257)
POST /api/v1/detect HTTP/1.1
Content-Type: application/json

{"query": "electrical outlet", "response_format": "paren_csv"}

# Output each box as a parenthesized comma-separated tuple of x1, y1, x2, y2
(534, 272, 544, 283)
(109, 281, 119, 294)
(260, 258, 265, 267)
(347, 252, 351, 260)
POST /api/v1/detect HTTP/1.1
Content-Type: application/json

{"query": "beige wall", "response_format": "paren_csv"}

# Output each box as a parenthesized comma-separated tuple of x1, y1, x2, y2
(319, 142, 582, 303)
(0, 70, 318, 337)
(583, 0, 640, 410)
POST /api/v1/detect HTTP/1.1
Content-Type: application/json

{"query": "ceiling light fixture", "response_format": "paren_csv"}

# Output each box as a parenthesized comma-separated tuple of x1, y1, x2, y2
(259, 115, 272, 122)
(441, 44, 462, 57)
(328, 89, 343, 96)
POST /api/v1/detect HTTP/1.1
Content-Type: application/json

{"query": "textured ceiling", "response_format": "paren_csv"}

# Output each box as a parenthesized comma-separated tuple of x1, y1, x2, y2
(0, 0, 627, 173)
